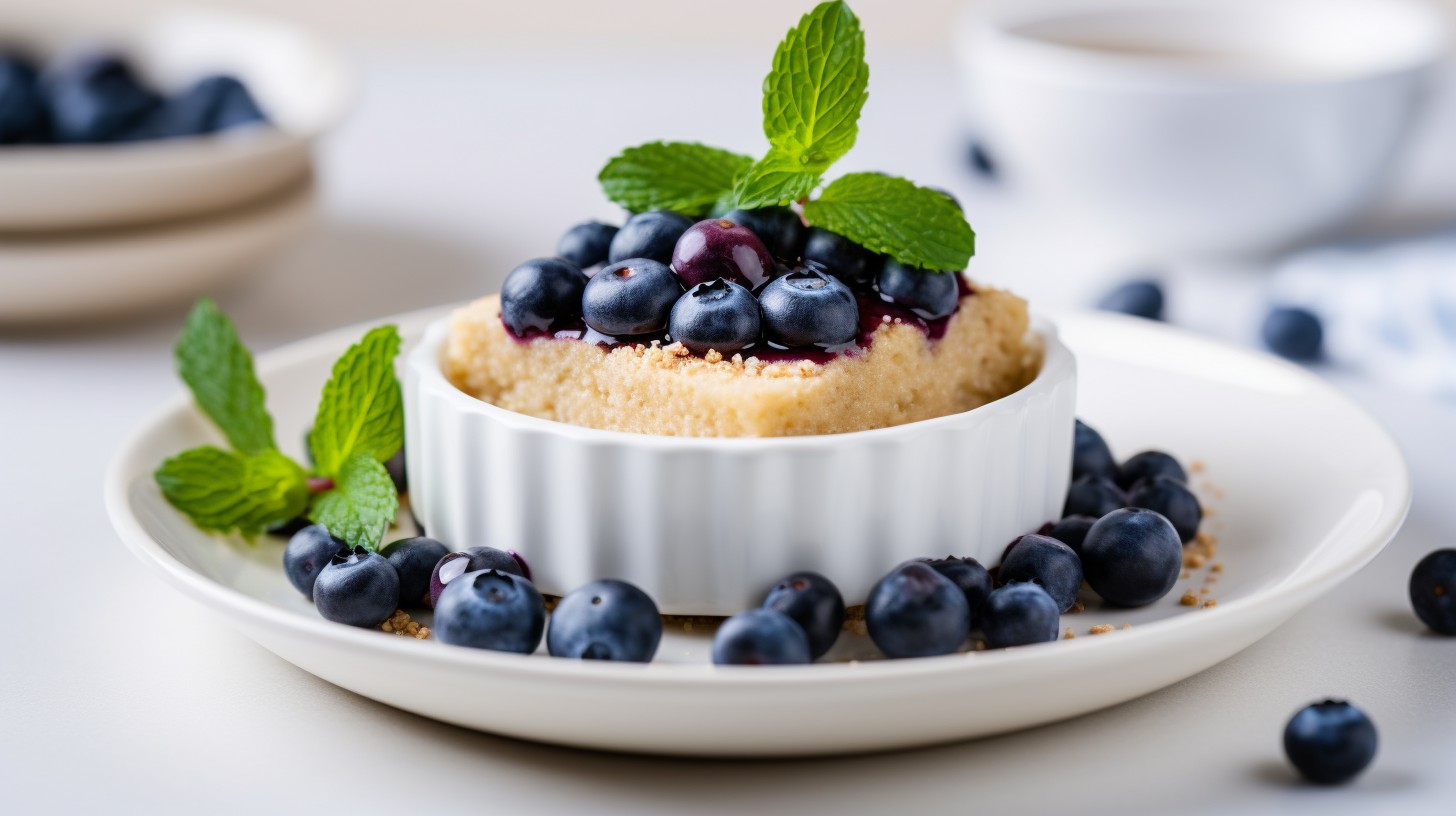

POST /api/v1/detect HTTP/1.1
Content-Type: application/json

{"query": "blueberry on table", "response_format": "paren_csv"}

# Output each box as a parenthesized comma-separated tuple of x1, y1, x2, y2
(429, 546, 525, 607)
(0, 54, 49, 144)
(711, 609, 812, 666)
(1409, 549, 1456, 635)
(581, 258, 684, 336)
(980, 583, 1060, 649)
(922, 556, 993, 622)
(866, 561, 971, 658)
(1263, 306, 1324, 362)
(1038, 516, 1097, 557)
(1097, 280, 1165, 321)
(608, 210, 693, 265)
(139, 75, 267, 139)
(1064, 474, 1128, 519)
(1126, 475, 1203, 543)
(877, 260, 960, 320)
(556, 221, 618, 269)
(44, 53, 161, 143)
(758, 267, 859, 348)
(802, 227, 883, 288)
(967, 139, 996, 179)
(1073, 419, 1118, 481)
(998, 534, 1083, 613)
(500, 257, 587, 336)
(380, 536, 450, 608)
(434, 569, 545, 654)
(670, 218, 775, 288)
(547, 579, 662, 662)
(1080, 508, 1182, 607)
(313, 546, 401, 628)
(668, 278, 761, 356)
(1284, 700, 1378, 785)
(762, 571, 845, 660)
(283, 524, 346, 599)
(719, 206, 806, 262)
(1117, 450, 1187, 490)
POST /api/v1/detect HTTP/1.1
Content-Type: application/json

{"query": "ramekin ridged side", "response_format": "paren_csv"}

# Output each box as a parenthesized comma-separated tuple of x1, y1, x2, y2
(406, 318, 1076, 615)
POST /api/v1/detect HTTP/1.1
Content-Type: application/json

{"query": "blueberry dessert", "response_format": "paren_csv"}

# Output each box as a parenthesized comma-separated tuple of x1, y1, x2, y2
(434, 570, 546, 654)
(1283, 700, 1378, 785)
(762, 571, 846, 660)
(712, 609, 812, 665)
(547, 579, 662, 662)
(313, 546, 401, 628)
(865, 561, 971, 658)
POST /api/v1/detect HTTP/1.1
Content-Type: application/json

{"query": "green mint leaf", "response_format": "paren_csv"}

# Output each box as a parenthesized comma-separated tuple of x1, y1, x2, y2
(155, 446, 309, 537)
(804, 173, 976, 271)
(174, 298, 276, 455)
(598, 141, 754, 217)
(731, 149, 821, 209)
(308, 452, 398, 551)
(760, 1, 868, 174)
(308, 325, 404, 477)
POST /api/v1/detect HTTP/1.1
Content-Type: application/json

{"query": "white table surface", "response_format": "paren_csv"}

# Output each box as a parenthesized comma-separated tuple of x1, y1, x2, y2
(4, 42, 1456, 815)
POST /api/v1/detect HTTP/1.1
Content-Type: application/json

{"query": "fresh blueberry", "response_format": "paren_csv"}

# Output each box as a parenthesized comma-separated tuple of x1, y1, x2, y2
(1037, 515, 1097, 557)
(313, 546, 401, 628)
(1263, 306, 1324, 362)
(802, 227, 883, 288)
(922, 556, 993, 622)
(669, 217, 775, 289)
(1284, 700, 1378, 785)
(877, 260, 960, 320)
(1097, 280, 1165, 320)
(0, 54, 49, 144)
(758, 267, 859, 348)
(866, 561, 971, 658)
(668, 278, 761, 356)
(380, 536, 449, 608)
(434, 569, 545, 654)
(556, 221, 618, 269)
(998, 534, 1083, 612)
(1081, 508, 1183, 607)
(980, 582, 1060, 649)
(135, 75, 266, 139)
(283, 524, 346, 598)
(547, 579, 662, 662)
(762, 571, 845, 659)
(719, 207, 806, 262)
(967, 139, 996, 179)
(1073, 419, 1118, 481)
(429, 546, 525, 607)
(1126, 476, 1202, 543)
(44, 53, 161, 143)
(582, 258, 684, 336)
(1117, 450, 1187, 490)
(712, 608, 812, 665)
(500, 257, 587, 336)
(1409, 549, 1456, 635)
(1064, 474, 1128, 519)
(608, 210, 693, 265)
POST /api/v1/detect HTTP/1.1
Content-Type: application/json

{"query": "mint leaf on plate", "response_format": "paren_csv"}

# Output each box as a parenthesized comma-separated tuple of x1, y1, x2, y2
(308, 325, 403, 477)
(804, 172, 976, 271)
(154, 446, 309, 536)
(599, 141, 753, 217)
(759, 1, 868, 175)
(308, 451, 399, 551)
(174, 298, 276, 455)
(731, 149, 821, 209)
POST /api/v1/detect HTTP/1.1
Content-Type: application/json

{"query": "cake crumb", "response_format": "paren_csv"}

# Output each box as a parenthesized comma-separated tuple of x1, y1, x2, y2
(1180, 591, 1200, 606)
(1063, 628, 1076, 639)
(973, 640, 987, 651)
(416, 626, 431, 639)
(1200, 587, 1210, 595)
(1120, 623, 1131, 630)
(1089, 624, 1114, 635)
(1189, 460, 1206, 474)
(704, 349, 723, 364)
(380, 609, 430, 640)
(1069, 600, 1085, 614)
(1210, 563, 1224, 573)
(1202, 599, 1218, 608)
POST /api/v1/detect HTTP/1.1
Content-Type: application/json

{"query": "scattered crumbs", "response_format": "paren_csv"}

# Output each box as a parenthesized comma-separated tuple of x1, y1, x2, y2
(1210, 563, 1224, 573)
(1203, 599, 1218, 608)
(1120, 623, 1131, 630)
(1063, 628, 1076, 640)
(380, 609, 431, 640)
(1185, 553, 1207, 569)
(543, 595, 561, 613)
(1180, 571, 1191, 580)
(1190, 460, 1207, 474)
(1089, 624, 1114, 635)
(1180, 591, 1200, 607)
(1070, 600, 1086, 614)
(704, 349, 723, 364)
(974, 640, 987, 651)
(1200, 587, 1211, 595)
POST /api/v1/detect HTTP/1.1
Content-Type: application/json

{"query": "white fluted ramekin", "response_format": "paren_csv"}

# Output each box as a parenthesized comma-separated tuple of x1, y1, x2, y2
(405, 317, 1076, 615)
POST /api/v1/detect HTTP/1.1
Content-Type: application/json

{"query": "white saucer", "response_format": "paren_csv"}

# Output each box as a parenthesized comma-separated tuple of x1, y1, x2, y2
(103, 309, 1410, 756)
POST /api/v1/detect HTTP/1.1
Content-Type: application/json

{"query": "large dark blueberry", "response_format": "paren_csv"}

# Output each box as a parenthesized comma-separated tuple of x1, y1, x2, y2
(1410, 549, 1456, 635)
(670, 218, 775, 288)
(582, 258, 683, 336)
(922, 556, 992, 623)
(1038, 515, 1097, 557)
(608, 210, 693, 265)
(1263, 306, 1324, 362)
(429, 546, 525, 607)
(1117, 450, 1187, 490)
(1097, 280, 1165, 320)
(133, 75, 266, 139)
(282, 524, 346, 599)
(313, 546, 400, 628)
(556, 221, 618, 269)
(434, 570, 545, 654)
(998, 534, 1083, 612)
(712, 609, 811, 665)
(1073, 419, 1118, 481)
(720, 206, 806, 262)
(668, 278, 761, 357)
(44, 54, 161, 143)
(762, 571, 845, 660)
(1081, 508, 1182, 607)
(499, 257, 587, 336)
(380, 536, 450, 608)
(547, 579, 662, 662)
(1064, 474, 1128, 519)
(802, 227, 883, 288)
(866, 561, 971, 658)
(1126, 476, 1203, 543)
(0, 54, 49, 143)
(758, 268, 858, 348)
(980, 582, 1060, 649)
(877, 260, 960, 320)
(1284, 700, 1378, 785)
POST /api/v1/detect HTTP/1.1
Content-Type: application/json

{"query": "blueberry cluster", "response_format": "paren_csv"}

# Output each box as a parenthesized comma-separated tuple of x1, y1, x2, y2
(0, 51, 266, 145)
(501, 208, 963, 359)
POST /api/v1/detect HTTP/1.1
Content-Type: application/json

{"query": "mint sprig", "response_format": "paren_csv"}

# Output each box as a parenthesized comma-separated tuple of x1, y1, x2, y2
(308, 452, 399, 553)
(308, 325, 404, 476)
(759, 0, 867, 175)
(805, 174, 975, 271)
(174, 298, 276, 455)
(731, 149, 822, 210)
(155, 447, 309, 536)
(598, 141, 753, 217)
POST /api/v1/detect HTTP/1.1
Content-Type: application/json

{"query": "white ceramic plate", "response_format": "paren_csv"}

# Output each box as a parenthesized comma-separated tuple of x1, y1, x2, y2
(104, 309, 1410, 757)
